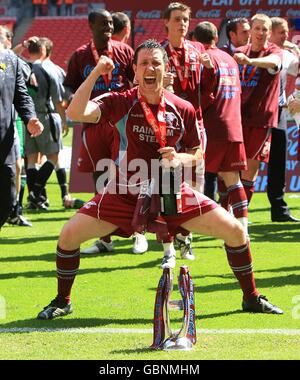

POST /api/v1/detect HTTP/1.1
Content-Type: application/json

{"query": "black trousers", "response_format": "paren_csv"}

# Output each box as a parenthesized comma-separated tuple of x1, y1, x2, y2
(267, 127, 289, 218)
(0, 164, 16, 228)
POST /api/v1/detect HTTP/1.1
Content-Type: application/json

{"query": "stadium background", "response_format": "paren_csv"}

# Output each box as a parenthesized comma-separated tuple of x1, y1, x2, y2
(0, 0, 299, 192)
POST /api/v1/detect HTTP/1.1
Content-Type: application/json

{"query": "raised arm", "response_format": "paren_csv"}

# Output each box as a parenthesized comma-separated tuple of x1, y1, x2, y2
(234, 52, 281, 70)
(66, 55, 115, 123)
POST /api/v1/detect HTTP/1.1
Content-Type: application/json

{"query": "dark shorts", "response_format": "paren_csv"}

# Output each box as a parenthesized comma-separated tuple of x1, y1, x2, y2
(78, 181, 218, 238)
(205, 141, 247, 173)
(243, 127, 272, 163)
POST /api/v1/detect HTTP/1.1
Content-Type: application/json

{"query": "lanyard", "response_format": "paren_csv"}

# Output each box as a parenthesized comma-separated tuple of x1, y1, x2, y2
(90, 39, 113, 88)
(137, 88, 167, 148)
(241, 44, 265, 83)
(168, 40, 190, 92)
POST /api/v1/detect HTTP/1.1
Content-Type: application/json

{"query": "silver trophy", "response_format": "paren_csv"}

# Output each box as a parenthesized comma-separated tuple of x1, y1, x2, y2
(162, 267, 196, 351)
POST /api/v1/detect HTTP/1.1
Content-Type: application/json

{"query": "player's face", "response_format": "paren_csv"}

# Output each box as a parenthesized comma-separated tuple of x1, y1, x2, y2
(234, 22, 250, 47)
(251, 20, 271, 48)
(271, 23, 289, 48)
(134, 48, 165, 95)
(165, 10, 190, 39)
(90, 13, 114, 42)
(0, 29, 11, 49)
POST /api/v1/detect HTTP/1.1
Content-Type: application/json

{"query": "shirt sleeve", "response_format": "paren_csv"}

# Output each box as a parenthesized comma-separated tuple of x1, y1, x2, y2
(124, 45, 135, 83)
(64, 51, 83, 93)
(267, 44, 282, 75)
(92, 92, 124, 125)
(13, 57, 36, 124)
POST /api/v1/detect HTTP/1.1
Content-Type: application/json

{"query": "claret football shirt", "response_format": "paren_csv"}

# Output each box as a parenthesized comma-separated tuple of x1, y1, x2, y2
(93, 88, 201, 178)
(236, 42, 282, 129)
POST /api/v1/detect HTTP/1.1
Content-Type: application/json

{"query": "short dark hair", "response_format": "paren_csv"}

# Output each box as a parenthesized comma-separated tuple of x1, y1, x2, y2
(193, 22, 218, 44)
(271, 16, 288, 31)
(163, 2, 191, 20)
(133, 39, 168, 65)
(27, 39, 43, 55)
(225, 17, 249, 41)
(112, 12, 130, 34)
(88, 9, 111, 24)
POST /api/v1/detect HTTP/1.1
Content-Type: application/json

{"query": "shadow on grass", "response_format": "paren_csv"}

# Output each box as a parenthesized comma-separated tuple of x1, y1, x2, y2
(249, 223, 300, 242)
(0, 310, 244, 331)
(110, 347, 153, 354)
(0, 236, 57, 244)
(0, 317, 153, 330)
(0, 259, 163, 279)
(29, 217, 70, 223)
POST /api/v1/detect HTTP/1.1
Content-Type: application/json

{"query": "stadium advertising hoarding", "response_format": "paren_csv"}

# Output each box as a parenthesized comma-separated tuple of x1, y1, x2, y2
(103, 0, 300, 19)
(255, 120, 300, 192)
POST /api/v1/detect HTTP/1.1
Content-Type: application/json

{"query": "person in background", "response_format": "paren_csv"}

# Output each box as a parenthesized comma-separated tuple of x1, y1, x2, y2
(233, 14, 282, 209)
(39, 37, 84, 209)
(65, 0, 73, 16)
(159, 2, 213, 268)
(267, 17, 300, 223)
(216, 17, 251, 208)
(0, 32, 43, 229)
(25, 39, 65, 210)
(111, 12, 131, 45)
(0, 26, 33, 227)
(222, 17, 251, 55)
(194, 21, 249, 236)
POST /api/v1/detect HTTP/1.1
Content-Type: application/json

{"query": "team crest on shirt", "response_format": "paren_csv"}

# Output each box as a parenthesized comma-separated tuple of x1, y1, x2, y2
(83, 201, 97, 209)
(165, 112, 180, 131)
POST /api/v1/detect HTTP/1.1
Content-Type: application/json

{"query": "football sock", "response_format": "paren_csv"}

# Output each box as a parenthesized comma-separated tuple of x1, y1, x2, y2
(225, 242, 259, 301)
(227, 182, 248, 219)
(241, 179, 255, 206)
(26, 167, 38, 193)
(56, 168, 68, 199)
(33, 161, 55, 197)
(56, 246, 80, 303)
(217, 177, 229, 211)
(102, 235, 112, 244)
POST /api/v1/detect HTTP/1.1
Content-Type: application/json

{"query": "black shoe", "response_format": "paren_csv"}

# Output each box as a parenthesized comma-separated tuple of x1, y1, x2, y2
(28, 192, 48, 211)
(7, 215, 32, 227)
(37, 297, 73, 320)
(242, 295, 283, 314)
(272, 214, 300, 222)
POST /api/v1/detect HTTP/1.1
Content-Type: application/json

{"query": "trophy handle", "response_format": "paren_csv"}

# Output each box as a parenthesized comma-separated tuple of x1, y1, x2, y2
(163, 269, 173, 339)
(177, 272, 191, 339)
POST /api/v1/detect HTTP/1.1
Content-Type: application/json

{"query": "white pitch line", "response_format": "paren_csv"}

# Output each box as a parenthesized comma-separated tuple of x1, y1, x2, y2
(0, 328, 300, 335)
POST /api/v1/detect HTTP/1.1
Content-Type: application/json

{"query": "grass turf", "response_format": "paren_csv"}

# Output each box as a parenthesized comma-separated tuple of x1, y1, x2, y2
(0, 173, 299, 359)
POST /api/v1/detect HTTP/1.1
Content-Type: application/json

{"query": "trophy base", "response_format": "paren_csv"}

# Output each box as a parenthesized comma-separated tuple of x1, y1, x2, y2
(163, 337, 193, 351)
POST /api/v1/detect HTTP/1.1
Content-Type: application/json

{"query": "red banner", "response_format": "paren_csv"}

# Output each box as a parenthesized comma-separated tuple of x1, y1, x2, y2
(102, 0, 300, 19)
(69, 126, 94, 193)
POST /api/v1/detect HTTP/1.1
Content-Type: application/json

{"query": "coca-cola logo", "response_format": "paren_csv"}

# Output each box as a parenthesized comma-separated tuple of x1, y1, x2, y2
(287, 124, 299, 159)
(136, 10, 161, 19)
(195, 9, 221, 18)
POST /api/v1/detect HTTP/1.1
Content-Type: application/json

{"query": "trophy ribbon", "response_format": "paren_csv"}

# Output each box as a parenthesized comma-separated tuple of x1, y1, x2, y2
(150, 268, 172, 349)
(151, 266, 196, 350)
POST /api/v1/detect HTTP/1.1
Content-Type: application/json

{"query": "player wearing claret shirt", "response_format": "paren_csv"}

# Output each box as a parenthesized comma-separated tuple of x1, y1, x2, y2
(160, 2, 215, 265)
(194, 21, 249, 235)
(64, 9, 144, 255)
(234, 13, 282, 206)
(37, 40, 283, 321)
